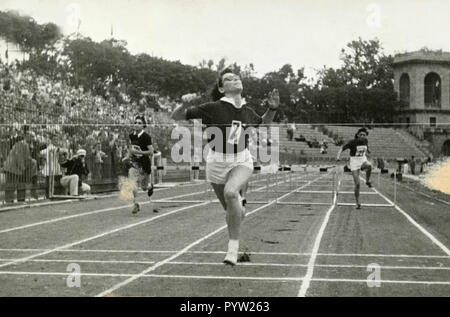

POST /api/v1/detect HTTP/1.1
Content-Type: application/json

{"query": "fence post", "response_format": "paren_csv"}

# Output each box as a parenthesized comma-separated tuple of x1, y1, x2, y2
(394, 169, 397, 204)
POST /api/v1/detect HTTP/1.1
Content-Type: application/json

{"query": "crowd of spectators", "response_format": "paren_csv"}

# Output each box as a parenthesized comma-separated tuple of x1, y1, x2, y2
(0, 60, 175, 203)
(285, 123, 330, 154)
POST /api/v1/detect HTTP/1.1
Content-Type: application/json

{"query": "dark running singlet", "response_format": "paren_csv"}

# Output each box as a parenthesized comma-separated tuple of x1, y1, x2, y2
(186, 100, 262, 154)
(129, 131, 152, 174)
(342, 138, 369, 157)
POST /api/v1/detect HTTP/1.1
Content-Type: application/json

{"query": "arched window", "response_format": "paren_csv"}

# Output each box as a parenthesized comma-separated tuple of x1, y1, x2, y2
(442, 139, 450, 156)
(424, 72, 441, 107)
(399, 73, 410, 106)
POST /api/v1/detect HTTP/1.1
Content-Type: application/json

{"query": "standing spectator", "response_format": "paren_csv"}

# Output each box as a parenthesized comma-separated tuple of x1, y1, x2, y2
(101, 131, 113, 180)
(40, 137, 63, 198)
(3, 128, 36, 202)
(286, 124, 294, 141)
(409, 156, 416, 175)
(108, 131, 119, 178)
(93, 142, 107, 181)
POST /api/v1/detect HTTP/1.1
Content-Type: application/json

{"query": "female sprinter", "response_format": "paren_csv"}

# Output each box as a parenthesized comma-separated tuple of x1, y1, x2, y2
(125, 115, 157, 214)
(171, 69, 279, 265)
(336, 127, 372, 209)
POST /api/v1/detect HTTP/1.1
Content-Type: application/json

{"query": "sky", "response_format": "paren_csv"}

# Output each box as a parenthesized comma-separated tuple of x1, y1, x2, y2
(0, 0, 449, 78)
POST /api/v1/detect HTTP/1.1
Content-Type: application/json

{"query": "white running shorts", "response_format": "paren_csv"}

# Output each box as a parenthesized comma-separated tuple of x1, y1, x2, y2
(349, 156, 370, 171)
(206, 149, 254, 184)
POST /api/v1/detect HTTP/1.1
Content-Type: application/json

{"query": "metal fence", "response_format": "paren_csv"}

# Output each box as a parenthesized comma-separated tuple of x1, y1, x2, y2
(0, 123, 170, 205)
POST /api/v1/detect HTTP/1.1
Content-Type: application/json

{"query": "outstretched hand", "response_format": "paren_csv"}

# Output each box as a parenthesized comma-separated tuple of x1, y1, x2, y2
(267, 89, 280, 110)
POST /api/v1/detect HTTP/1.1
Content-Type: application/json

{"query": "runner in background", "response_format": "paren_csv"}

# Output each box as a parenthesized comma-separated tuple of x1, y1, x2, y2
(336, 127, 372, 209)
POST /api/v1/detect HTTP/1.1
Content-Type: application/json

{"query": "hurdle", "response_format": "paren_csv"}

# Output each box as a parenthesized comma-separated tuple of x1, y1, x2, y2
(273, 165, 337, 206)
(151, 165, 278, 204)
(151, 163, 335, 205)
(334, 166, 396, 208)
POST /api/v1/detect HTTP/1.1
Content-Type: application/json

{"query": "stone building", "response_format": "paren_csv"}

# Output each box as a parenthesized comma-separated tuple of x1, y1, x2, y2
(393, 51, 450, 156)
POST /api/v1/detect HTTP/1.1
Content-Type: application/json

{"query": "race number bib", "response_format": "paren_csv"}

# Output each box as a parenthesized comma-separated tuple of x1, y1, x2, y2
(227, 120, 242, 145)
(355, 145, 367, 157)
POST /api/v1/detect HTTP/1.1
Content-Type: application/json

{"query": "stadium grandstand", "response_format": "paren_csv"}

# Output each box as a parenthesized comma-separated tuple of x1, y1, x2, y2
(0, 58, 438, 205)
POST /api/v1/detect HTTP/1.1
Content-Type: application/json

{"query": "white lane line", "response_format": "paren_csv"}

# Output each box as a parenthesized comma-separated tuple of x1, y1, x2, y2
(336, 203, 393, 207)
(297, 174, 338, 297)
(0, 188, 203, 235)
(0, 176, 274, 234)
(0, 259, 156, 264)
(1, 248, 449, 259)
(158, 174, 296, 202)
(96, 175, 326, 297)
(0, 187, 172, 213)
(316, 253, 450, 259)
(0, 176, 277, 235)
(0, 271, 303, 281)
(371, 181, 450, 257)
(0, 202, 209, 270)
(0, 271, 449, 286)
(166, 262, 450, 270)
(0, 171, 302, 273)
(311, 278, 450, 286)
(1, 258, 450, 271)
(397, 183, 450, 206)
(0, 204, 135, 234)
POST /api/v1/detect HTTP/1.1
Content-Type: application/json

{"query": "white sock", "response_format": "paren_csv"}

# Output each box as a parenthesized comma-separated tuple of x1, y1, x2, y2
(228, 239, 239, 253)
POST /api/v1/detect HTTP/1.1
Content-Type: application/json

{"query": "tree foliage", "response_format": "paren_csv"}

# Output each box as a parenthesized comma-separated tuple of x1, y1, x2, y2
(0, 10, 62, 54)
(0, 12, 399, 124)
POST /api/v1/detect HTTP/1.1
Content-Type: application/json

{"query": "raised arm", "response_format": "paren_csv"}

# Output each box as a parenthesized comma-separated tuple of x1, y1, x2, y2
(261, 89, 280, 124)
(170, 104, 188, 121)
(336, 146, 345, 161)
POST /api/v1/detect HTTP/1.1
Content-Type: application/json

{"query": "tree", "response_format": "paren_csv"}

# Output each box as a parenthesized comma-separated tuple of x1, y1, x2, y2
(324, 37, 394, 90)
(310, 38, 397, 123)
(0, 10, 62, 55)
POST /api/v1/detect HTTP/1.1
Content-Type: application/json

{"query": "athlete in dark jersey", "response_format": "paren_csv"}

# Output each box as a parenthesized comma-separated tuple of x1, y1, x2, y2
(171, 68, 279, 265)
(186, 100, 262, 153)
(126, 115, 157, 214)
(336, 127, 372, 209)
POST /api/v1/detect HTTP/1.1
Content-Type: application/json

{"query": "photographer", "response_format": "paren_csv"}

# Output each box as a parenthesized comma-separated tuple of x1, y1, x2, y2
(59, 149, 91, 196)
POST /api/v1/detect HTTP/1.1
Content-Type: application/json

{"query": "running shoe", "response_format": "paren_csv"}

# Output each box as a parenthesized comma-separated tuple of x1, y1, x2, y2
(356, 203, 362, 209)
(366, 181, 372, 188)
(132, 203, 140, 214)
(147, 184, 154, 197)
(223, 250, 238, 266)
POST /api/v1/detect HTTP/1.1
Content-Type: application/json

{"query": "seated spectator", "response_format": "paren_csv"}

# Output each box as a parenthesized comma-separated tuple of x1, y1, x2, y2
(311, 138, 320, 148)
(60, 149, 91, 196)
(377, 157, 385, 170)
(286, 125, 294, 141)
(320, 139, 328, 154)
(409, 156, 416, 175)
